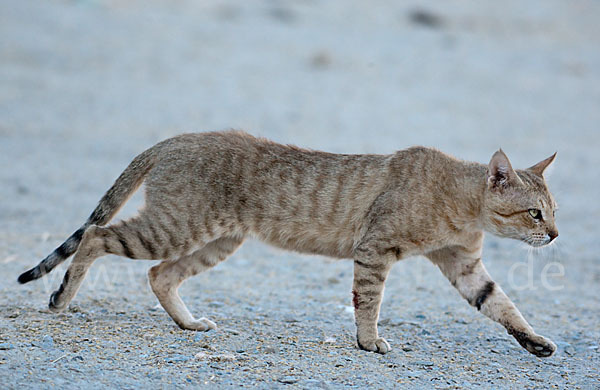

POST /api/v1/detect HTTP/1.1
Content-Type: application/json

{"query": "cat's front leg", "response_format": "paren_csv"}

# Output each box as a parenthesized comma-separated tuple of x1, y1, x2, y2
(427, 246, 556, 357)
(352, 247, 393, 354)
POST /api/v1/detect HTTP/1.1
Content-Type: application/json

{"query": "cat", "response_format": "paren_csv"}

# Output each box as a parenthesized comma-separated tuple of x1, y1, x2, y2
(18, 131, 559, 357)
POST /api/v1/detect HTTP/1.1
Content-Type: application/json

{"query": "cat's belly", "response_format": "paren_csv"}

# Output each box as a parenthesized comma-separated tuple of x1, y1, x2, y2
(252, 223, 355, 259)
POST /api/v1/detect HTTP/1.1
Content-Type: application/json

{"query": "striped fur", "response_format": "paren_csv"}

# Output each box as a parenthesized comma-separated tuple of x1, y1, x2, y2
(19, 131, 559, 357)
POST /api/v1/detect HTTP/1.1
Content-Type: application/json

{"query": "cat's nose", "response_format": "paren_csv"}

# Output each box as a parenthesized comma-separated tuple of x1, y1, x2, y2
(548, 230, 559, 241)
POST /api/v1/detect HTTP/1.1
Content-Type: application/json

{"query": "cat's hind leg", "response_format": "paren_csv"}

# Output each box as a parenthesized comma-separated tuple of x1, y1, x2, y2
(48, 216, 161, 312)
(148, 235, 244, 331)
(426, 245, 556, 358)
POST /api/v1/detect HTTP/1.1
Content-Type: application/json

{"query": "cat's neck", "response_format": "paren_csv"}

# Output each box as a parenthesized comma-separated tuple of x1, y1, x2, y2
(447, 161, 488, 232)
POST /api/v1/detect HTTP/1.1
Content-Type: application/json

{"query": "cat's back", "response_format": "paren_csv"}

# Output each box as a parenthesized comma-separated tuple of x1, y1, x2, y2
(153, 130, 338, 164)
(389, 145, 474, 185)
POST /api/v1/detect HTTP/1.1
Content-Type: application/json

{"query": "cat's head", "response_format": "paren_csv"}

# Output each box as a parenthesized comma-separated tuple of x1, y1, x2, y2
(481, 149, 558, 247)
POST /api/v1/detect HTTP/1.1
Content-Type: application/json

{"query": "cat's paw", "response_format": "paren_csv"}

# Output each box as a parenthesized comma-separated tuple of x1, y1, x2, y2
(179, 317, 217, 332)
(357, 337, 391, 354)
(48, 290, 67, 313)
(511, 331, 556, 357)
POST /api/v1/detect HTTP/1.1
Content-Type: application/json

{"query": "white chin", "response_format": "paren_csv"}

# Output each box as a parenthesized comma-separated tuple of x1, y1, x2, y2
(523, 238, 549, 247)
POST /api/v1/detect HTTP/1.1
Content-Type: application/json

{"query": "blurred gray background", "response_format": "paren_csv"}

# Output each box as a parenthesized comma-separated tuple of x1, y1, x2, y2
(1, 0, 598, 388)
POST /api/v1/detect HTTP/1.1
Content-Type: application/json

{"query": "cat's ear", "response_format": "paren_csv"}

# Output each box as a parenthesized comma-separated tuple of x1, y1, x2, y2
(487, 149, 521, 190)
(527, 152, 556, 177)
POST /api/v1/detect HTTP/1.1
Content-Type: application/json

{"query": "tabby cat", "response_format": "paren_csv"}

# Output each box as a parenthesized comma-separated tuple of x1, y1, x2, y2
(18, 131, 559, 357)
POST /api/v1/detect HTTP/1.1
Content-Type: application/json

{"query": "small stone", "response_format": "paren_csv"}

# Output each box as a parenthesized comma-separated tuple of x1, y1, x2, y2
(213, 353, 236, 362)
(303, 379, 327, 388)
(164, 354, 190, 363)
(415, 361, 434, 367)
(41, 335, 54, 350)
(0, 343, 14, 350)
(324, 337, 336, 344)
(194, 352, 209, 360)
(277, 376, 299, 384)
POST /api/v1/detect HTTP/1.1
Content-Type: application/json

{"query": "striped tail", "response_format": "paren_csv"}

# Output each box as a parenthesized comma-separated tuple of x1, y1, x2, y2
(18, 147, 156, 284)
(17, 228, 86, 284)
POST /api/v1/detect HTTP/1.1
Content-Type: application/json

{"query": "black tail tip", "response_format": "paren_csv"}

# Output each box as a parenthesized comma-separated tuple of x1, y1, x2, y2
(18, 269, 38, 284)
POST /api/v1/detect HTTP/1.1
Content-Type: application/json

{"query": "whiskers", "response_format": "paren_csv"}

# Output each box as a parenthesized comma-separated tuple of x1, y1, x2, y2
(524, 236, 565, 266)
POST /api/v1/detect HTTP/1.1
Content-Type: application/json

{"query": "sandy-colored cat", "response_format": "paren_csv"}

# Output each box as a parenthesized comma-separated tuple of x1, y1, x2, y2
(19, 131, 559, 357)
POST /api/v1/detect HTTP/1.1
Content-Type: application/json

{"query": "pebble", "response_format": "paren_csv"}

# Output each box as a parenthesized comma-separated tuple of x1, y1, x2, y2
(164, 354, 191, 363)
(415, 361, 434, 367)
(277, 376, 299, 384)
(195, 352, 237, 362)
(194, 352, 209, 360)
(213, 353, 236, 362)
(0, 343, 14, 350)
(41, 335, 54, 350)
(303, 379, 329, 388)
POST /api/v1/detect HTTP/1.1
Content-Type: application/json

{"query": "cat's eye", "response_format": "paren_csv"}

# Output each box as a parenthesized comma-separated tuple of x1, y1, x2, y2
(528, 209, 542, 220)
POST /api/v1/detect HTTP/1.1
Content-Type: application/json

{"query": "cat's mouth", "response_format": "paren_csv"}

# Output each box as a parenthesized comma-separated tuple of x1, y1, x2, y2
(522, 235, 555, 247)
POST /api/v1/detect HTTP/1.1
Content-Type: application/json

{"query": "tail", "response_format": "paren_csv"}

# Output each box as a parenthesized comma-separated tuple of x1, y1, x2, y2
(18, 147, 157, 284)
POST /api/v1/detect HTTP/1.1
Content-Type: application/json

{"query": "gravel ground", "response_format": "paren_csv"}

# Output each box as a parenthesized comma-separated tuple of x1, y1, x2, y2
(1, 0, 599, 388)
